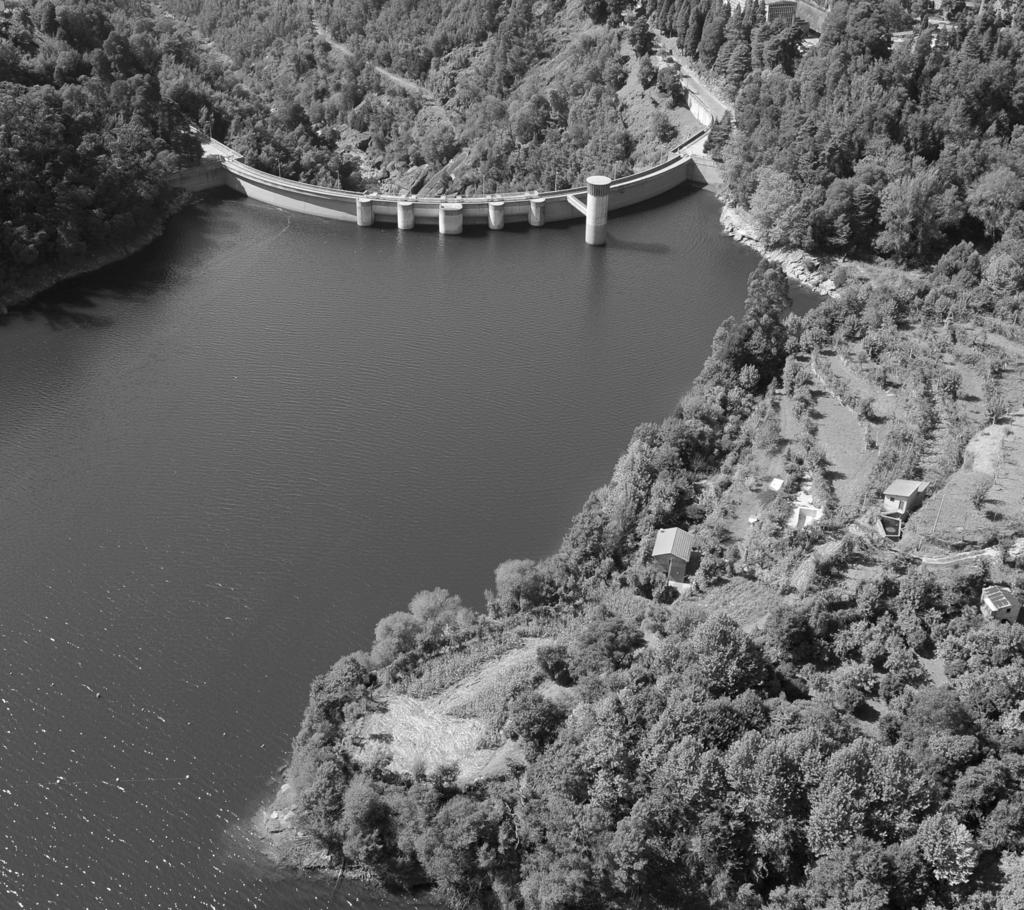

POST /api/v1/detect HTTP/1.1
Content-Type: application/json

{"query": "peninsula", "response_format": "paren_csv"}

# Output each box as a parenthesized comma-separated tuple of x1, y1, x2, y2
(262, 1, 1024, 908)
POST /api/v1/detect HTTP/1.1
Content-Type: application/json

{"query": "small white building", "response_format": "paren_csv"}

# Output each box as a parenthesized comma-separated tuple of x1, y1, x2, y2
(652, 527, 695, 583)
(788, 489, 823, 531)
(980, 586, 1023, 625)
(882, 479, 929, 516)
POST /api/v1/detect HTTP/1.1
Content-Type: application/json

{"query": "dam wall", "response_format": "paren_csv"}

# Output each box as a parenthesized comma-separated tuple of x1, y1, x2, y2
(168, 159, 238, 193)
(182, 133, 710, 232)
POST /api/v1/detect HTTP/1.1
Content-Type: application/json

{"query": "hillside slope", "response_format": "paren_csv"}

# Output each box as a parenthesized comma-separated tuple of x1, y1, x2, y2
(160, 0, 702, 193)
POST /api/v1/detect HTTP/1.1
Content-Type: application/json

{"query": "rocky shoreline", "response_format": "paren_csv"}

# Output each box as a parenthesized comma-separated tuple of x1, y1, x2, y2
(256, 779, 336, 872)
(719, 204, 839, 299)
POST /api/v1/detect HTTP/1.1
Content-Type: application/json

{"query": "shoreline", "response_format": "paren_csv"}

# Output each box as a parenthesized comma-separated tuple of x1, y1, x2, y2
(0, 195, 190, 315)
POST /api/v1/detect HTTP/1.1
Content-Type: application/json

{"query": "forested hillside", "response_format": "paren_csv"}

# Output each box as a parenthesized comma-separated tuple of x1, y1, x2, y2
(684, 0, 1024, 267)
(161, 0, 690, 194)
(0, 0, 198, 301)
(0, 0, 360, 307)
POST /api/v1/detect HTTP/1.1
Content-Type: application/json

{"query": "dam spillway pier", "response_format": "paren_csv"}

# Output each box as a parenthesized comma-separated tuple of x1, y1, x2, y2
(438, 201, 464, 235)
(397, 198, 415, 230)
(356, 196, 374, 227)
(488, 198, 505, 230)
(528, 196, 546, 227)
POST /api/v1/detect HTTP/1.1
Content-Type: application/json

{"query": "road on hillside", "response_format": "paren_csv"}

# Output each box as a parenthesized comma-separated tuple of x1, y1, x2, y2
(314, 23, 439, 103)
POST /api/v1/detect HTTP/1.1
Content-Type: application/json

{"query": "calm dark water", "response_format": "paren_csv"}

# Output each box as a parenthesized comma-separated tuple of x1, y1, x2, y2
(0, 189, 817, 909)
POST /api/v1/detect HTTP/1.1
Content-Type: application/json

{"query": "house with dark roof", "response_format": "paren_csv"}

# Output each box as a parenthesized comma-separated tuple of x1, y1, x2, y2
(980, 586, 1023, 624)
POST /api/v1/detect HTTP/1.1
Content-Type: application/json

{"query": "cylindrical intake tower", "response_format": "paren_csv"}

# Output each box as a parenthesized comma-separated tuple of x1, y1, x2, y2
(585, 176, 611, 246)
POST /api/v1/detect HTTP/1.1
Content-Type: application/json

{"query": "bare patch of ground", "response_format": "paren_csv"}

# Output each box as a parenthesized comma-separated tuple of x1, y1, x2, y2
(982, 328, 1024, 361)
(835, 258, 929, 288)
(353, 642, 548, 784)
(965, 422, 1009, 475)
(778, 395, 801, 446)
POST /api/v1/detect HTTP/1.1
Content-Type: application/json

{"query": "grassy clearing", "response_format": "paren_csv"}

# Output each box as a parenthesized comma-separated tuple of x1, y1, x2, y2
(698, 577, 790, 632)
(396, 631, 528, 699)
(823, 352, 899, 423)
(807, 388, 874, 508)
(904, 410, 1024, 551)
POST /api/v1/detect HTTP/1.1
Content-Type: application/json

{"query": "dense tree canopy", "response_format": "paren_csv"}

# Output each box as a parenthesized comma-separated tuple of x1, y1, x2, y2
(0, 0, 198, 296)
(710, 0, 1024, 265)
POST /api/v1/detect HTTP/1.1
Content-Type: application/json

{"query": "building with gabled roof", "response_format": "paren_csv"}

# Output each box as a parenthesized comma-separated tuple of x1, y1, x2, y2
(652, 527, 695, 586)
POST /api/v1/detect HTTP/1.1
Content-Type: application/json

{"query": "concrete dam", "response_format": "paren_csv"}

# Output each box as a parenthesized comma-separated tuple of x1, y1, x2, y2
(173, 132, 717, 246)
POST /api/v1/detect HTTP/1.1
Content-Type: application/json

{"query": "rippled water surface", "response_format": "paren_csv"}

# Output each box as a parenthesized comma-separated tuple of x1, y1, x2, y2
(0, 188, 817, 909)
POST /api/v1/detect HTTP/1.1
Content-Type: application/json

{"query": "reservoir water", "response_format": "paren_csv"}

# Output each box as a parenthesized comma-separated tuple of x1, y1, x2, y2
(0, 188, 817, 909)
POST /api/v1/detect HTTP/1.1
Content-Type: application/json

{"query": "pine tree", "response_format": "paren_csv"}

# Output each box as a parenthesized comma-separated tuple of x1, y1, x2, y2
(683, 1, 706, 59)
(697, 1, 730, 71)
(724, 41, 752, 98)
(674, 0, 694, 48)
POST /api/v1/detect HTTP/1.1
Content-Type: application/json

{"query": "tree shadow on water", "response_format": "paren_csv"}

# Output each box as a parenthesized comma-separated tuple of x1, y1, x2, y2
(4, 287, 112, 330)
(4, 200, 228, 330)
(3, 285, 114, 329)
